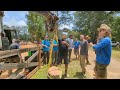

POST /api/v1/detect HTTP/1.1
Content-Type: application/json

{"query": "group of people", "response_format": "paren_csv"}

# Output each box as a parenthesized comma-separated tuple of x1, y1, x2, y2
(41, 31, 91, 77)
(42, 23, 112, 79)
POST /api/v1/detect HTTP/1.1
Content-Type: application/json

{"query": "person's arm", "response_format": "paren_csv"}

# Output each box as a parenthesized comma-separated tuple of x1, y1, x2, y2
(53, 41, 58, 46)
(73, 42, 75, 48)
(62, 41, 70, 47)
(72, 40, 74, 48)
(42, 40, 44, 46)
(79, 42, 81, 50)
(53, 44, 58, 46)
(89, 38, 111, 51)
(66, 39, 70, 47)
(42, 40, 48, 47)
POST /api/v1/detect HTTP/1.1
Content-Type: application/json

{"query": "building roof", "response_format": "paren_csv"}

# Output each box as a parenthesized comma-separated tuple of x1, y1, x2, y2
(0, 11, 4, 16)
(3, 27, 16, 31)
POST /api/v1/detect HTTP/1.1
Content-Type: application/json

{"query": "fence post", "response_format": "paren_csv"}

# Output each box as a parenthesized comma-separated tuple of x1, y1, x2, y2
(37, 44, 41, 69)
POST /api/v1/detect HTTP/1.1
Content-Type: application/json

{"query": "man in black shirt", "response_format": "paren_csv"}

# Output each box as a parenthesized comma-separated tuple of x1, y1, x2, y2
(58, 34, 70, 77)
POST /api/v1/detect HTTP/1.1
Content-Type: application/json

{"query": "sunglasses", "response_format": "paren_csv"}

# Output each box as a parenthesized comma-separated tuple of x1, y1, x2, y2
(99, 28, 106, 32)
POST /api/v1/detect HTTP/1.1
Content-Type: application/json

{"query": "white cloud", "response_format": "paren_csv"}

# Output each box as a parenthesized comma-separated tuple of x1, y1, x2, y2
(3, 17, 27, 27)
(17, 20, 27, 26)
(59, 24, 73, 30)
(3, 11, 27, 27)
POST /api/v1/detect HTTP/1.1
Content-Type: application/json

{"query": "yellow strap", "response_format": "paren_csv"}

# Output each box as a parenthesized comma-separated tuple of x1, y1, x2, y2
(47, 30, 58, 69)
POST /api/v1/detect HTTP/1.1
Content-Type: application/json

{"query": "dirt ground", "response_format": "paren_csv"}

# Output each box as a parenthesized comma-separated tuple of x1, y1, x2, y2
(1, 44, 120, 79)
(83, 48, 120, 79)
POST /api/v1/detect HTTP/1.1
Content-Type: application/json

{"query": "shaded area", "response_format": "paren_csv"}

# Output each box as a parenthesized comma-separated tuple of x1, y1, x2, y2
(73, 72, 86, 79)
(31, 60, 90, 79)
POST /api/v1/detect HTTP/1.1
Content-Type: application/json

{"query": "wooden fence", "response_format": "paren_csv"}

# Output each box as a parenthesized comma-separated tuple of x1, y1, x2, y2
(0, 45, 42, 79)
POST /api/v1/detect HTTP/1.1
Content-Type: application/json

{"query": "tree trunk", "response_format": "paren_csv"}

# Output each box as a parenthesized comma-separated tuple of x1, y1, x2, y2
(47, 66, 62, 79)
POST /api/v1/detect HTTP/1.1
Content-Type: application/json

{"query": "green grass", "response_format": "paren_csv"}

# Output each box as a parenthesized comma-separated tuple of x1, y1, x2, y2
(31, 65, 48, 79)
(31, 60, 90, 79)
(112, 47, 120, 59)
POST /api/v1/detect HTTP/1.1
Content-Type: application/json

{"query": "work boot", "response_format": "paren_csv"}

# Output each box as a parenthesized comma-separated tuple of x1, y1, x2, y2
(64, 70, 69, 77)
(0, 71, 2, 75)
(86, 61, 91, 65)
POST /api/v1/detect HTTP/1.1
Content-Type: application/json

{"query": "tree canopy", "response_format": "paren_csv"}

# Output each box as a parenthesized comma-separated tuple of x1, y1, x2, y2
(26, 11, 46, 42)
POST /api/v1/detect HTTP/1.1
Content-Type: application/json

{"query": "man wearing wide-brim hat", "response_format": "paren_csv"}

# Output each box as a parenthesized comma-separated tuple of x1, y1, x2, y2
(89, 24, 112, 79)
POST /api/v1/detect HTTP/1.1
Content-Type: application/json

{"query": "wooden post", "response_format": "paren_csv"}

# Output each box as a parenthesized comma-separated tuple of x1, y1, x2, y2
(38, 44, 41, 69)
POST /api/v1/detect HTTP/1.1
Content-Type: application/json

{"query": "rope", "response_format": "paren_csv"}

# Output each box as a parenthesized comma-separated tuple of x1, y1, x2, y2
(47, 31, 55, 69)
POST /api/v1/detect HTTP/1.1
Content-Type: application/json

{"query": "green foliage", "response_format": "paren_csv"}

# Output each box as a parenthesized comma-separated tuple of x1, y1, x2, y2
(26, 11, 46, 42)
(68, 30, 80, 40)
(73, 11, 114, 43)
(57, 11, 73, 30)
(3, 25, 30, 41)
(111, 16, 120, 42)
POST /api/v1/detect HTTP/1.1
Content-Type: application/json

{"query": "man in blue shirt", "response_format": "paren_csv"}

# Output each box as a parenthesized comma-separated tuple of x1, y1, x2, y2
(73, 38, 80, 60)
(89, 24, 112, 79)
(42, 36, 50, 65)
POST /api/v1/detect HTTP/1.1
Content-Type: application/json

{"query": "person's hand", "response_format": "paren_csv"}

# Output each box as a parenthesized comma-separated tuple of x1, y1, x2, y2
(44, 45, 48, 48)
(62, 41, 67, 44)
(89, 42, 94, 47)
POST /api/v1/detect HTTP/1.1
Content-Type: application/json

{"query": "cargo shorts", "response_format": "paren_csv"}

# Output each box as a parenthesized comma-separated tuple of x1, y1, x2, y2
(94, 62, 108, 78)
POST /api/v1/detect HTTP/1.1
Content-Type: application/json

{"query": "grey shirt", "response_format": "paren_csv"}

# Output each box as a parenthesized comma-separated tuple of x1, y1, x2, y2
(80, 40, 88, 55)
(9, 43, 20, 50)
(66, 38, 74, 49)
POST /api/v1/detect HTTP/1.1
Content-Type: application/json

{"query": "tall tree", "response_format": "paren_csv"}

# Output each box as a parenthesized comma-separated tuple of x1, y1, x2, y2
(111, 16, 120, 42)
(73, 11, 114, 43)
(26, 11, 46, 42)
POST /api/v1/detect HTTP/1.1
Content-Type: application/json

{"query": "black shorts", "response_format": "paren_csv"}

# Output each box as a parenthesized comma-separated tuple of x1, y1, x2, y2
(58, 56, 69, 64)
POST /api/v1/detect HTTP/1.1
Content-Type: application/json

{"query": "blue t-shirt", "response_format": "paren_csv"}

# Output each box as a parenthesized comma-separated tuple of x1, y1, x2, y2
(42, 40, 50, 52)
(74, 41, 80, 49)
(93, 37, 112, 65)
(53, 40, 58, 51)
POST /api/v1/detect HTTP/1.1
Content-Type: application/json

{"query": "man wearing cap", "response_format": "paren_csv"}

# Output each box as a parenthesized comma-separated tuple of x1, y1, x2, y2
(42, 35, 50, 65)
(89, 24, 112, 79)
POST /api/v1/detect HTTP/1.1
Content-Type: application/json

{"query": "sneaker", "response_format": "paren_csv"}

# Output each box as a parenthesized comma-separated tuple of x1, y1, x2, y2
(93, 74, 95, 76)
(82, 72, 86, 75)
(0, 71, 2, 75)
(86, 62, 91, 65)
(93, 77, 96, 79)
(64, 73, 69, 78)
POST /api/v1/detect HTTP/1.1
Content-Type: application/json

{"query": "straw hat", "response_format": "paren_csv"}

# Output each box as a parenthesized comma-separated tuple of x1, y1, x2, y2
(98, 24, 111, 32)
(86, 35, 90, 39)
(86, 35, 89, 38)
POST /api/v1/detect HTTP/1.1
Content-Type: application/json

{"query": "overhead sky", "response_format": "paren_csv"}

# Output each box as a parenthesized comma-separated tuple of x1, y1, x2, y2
(3, 11, 28, 27)
(3, 11, 73, 30)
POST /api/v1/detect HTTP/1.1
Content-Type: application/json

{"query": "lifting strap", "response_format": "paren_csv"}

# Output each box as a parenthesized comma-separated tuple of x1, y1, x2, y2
(47, 28, 58, 70)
